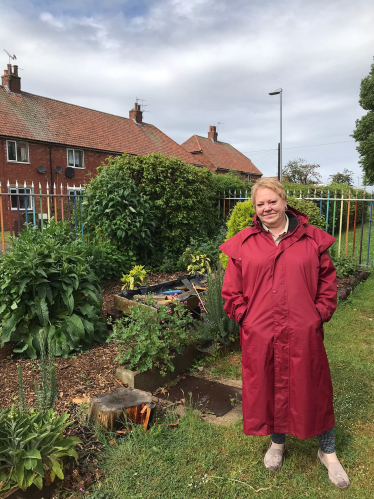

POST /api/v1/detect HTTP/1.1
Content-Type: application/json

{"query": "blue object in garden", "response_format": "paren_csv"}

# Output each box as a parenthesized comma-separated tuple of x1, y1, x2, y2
(161, 289, 182, 295)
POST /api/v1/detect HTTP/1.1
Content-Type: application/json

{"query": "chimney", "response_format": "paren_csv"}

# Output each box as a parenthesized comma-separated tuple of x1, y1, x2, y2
(129, 103, 143, 124)
(208, 125, 218, 143)
(2, 64, 21, 94)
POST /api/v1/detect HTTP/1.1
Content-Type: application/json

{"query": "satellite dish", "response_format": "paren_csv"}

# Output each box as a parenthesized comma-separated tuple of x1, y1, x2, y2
(37, 165, 46, 174)
(55, 166, 63, 174)
(65, 167, 75, 179)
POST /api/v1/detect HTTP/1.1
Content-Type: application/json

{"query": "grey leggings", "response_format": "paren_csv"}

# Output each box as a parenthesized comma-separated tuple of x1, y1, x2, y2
(271, 427, 335, 453)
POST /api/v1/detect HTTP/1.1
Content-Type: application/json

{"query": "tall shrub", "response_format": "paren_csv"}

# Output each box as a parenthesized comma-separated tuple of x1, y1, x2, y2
(101, 153, 218, 263)
(82, 168, 156, 269)
(0, 223, 106, 358)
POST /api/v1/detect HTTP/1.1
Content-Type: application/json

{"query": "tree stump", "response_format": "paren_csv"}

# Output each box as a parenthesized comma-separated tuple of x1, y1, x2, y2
(90, 387, 153, 431)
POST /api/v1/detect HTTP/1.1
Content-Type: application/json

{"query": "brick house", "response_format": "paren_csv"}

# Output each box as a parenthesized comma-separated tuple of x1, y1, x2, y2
(181, 126, 262, 181)
(0, 64, 204, 229)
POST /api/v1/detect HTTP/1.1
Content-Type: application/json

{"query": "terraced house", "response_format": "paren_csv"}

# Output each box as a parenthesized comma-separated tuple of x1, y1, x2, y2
(0, 63, 204, 229)
(182, 125, 262, 181)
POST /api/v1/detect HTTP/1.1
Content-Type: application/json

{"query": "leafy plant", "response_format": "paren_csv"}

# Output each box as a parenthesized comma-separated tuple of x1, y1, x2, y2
(184, 227, 227, 271)
(330, 250, 357, 278)
(0, 406, 81, 492)
(121, 265, 148, 290)
(0, 222, 106, 358)
(109, 297, 194, 375)
(195, 267, 239, 346)
(181, 248, 211, 274)
(282, 158, 322, 184)
(101, 153, 219, 264)
(34, 330, 57, 411)
(220, 199, 255, 269)
(82, 161, 156, 266)
(287, 196, 326, 230)
(82, 238, 135, 282)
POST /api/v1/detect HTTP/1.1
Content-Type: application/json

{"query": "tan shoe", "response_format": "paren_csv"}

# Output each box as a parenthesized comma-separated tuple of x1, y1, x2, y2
(264, 443, 285, 471)
(317, 449, 350, 489)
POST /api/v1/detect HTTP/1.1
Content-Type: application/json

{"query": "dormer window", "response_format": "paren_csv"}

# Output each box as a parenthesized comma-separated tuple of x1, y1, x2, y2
(7, 140, 29, 163)
(67, 148, 84, 169)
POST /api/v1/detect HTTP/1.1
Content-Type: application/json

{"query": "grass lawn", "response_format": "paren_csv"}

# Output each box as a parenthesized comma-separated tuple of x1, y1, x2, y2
(86, 276, 374, 498)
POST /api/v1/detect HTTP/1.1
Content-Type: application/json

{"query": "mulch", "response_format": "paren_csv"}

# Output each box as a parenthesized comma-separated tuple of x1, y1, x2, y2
(1, 272, 187, 413)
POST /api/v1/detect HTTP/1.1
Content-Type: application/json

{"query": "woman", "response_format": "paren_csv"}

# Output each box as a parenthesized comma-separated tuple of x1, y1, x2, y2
(220, 178, 350, 489)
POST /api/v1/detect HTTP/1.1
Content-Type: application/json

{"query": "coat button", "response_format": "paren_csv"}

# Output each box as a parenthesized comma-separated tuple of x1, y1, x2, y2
(272, 289, 277, 294)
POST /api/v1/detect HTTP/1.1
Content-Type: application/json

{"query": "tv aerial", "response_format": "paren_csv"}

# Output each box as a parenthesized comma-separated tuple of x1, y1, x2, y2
(4, 50, 17, 64)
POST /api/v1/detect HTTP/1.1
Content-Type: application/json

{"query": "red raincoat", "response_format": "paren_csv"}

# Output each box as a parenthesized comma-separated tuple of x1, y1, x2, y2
(220, 208, 337, 439)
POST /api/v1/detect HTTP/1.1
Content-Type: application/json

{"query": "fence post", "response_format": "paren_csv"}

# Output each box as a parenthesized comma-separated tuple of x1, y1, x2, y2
(7, 181, 13, 237)
(0, 182, 5, 254)
(16, 180, 21, 234)
(24, 180, 28, 224)
(352, 189, 358, 255)
(338, 190, 344, 256)
(345, 191, 351, 257)
(325, 190, 330, 233)
(366, 192, 373, 267)
(359, 191, 365, 265)
(32, 182, 36, 226)
(332, 190, 337, 238)
(39, 183, 44, 230)
(60, 183, 65, 221)
(54, 183, 58, 222)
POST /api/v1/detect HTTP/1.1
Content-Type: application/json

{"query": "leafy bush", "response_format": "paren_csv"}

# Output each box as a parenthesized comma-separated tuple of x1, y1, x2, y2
(82, 239, 133, 282)
(0, 223, 106, 358)
(102, 153, 219, 263)
(220, 200, 255, 269)
(211, 171, 252, 196)
(330, 251, 358, 278)
(109, 297, 194, 375)
(181, 248, 211, 274)
(196, 267, 239, 346)
(287, 196, 326, 230)
(82, 167, 156, 268)
(121, 265, 147, 290)
(0, 406, 80, 492)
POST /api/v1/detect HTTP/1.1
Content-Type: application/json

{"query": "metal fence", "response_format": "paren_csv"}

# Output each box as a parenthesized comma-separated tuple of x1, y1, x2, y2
(219, 188, 374, 268)
(0, 181, 84, 254)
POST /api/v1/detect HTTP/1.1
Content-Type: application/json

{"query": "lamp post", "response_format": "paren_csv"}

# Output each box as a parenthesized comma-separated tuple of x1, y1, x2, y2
(269, 88, 283, 181)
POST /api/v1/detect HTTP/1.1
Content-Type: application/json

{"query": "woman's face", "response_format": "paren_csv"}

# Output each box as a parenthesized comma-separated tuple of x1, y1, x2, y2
(254, 187, 287, 228)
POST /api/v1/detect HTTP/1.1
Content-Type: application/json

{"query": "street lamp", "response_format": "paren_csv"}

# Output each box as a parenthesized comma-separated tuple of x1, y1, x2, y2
(269, 88, 283, 181)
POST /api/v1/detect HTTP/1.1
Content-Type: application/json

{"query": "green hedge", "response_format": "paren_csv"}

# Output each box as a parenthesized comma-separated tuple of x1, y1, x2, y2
(283, 182, 368, 232)
(99, 153, 219, 264)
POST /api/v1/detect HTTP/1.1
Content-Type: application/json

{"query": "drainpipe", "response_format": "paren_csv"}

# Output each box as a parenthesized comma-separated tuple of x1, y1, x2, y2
(49, 143, 53, 192)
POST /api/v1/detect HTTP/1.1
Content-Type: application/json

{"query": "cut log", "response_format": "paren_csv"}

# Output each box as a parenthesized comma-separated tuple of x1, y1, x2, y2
(89, 387, 153, 431)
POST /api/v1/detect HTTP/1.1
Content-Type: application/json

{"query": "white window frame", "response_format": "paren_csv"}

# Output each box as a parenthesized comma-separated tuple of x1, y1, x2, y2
(67, 187, 85, 200)
(6, 140, 30, 163)
(67, 148, 84, 169)
(9, 187, 32, 211)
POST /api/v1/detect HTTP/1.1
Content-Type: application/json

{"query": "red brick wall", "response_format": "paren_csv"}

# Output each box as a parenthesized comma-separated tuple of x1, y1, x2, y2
(0, 137, 115, 231)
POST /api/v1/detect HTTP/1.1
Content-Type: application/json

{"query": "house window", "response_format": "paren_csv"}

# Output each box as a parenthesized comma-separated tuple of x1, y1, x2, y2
(67, 187, 84, 201)
(67, 149, 84, 169)
(7, 140, 29, 163)
(9, 187, 32, 211)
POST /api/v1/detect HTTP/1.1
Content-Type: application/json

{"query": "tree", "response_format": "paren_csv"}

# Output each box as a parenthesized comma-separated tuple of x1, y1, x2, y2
(352, 62, 374, 184)
(329, 169, 354, 186)
(282, 158, 322, 184)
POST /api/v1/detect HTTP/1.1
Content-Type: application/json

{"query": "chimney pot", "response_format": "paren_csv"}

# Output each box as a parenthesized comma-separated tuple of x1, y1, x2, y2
(2, 64, 21, 94)
(208, 125, 218, 143)
(129, 102, 143, 124)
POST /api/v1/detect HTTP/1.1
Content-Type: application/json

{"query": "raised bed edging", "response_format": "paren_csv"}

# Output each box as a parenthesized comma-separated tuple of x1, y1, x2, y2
(116, 344, 200, 393)
(338, 270, 370, 301)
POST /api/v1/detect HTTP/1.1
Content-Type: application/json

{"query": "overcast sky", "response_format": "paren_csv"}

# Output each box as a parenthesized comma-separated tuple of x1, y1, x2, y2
(1, 0, 374, 187)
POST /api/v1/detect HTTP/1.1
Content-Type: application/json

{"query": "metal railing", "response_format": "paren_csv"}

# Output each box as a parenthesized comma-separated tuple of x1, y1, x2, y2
(219, 188, 374, 267)
(0, 181, 84, 254)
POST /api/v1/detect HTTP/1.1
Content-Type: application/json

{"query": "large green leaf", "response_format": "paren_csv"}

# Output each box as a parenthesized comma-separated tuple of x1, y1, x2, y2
(1, 306, 26, 344)
(66, 314, 85, 340)
(35, 298, 49, 327)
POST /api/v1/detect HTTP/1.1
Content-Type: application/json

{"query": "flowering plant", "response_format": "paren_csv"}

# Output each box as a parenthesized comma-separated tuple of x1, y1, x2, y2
(108, 295, 194, 375)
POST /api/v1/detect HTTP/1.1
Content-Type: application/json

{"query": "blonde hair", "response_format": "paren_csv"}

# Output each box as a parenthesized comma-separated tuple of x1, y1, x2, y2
(251, 178, 287, 207)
